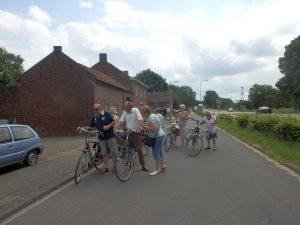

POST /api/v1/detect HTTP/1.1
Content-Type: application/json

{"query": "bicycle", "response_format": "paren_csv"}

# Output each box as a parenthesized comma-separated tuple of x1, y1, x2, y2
(74, 127, 104, 184)
(185, 118, 205, 157)
(140, 129, 150, 156)
(164, 121, 185, 151)
(114, 129, 138, 182)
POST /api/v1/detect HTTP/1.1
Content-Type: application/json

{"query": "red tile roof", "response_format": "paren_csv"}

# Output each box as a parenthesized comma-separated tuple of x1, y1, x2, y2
(78, 64, 131, 92)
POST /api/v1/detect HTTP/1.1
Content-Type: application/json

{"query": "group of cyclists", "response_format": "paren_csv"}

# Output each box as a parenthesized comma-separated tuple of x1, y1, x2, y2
(86, 100, 217, 176)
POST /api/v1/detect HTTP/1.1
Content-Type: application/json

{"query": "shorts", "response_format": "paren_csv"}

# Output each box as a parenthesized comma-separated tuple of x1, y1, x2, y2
(206, 131, 217, 140)
(99, 138, 117, 155)
(152, 135, 165, 161)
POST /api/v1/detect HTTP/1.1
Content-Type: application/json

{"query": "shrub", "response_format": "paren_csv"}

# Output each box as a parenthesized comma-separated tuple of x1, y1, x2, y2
(218, 114, 233, 122)
(236, 114, 249, 127)
(274, 118, 300, 141)
(250, 115, 281, 132)
(197, 110, 205, 117)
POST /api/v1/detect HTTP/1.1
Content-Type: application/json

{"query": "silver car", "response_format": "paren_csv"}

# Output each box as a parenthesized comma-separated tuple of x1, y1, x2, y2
(0, 124, 43, 168)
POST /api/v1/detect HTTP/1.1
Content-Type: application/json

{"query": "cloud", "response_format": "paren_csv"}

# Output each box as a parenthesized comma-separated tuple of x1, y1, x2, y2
(182, 37, 264, 77)
(0, 0, 300, 101)
(229, 36, 278, 57)
(28, 5, 51, 25)
(79, 1, 93, 9)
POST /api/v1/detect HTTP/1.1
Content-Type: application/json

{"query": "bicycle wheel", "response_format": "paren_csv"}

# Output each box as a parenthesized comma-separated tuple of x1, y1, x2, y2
(74, 150, 87, 184)
(164, 134, 173, 152)
(93, 151, 104, 173)
(174, 135, 185, 148)
(115, 149, 133, 182)
(185, 136, 203, 157)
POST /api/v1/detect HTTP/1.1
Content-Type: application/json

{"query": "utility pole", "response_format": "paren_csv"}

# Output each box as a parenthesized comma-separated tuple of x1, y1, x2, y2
(241, 86, 244, 101)
(200, 79, 208, 101)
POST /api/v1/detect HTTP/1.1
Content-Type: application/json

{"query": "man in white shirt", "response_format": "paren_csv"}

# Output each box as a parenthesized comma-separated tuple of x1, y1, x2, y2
(118, 101, 148, 171)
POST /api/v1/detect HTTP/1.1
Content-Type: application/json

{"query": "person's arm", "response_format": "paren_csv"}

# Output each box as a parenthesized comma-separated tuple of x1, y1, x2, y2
(145, 123, 158, 132)
(117, 111, 126, 128)
(103, 113, 116, 131)
(135, 108, 144, 131)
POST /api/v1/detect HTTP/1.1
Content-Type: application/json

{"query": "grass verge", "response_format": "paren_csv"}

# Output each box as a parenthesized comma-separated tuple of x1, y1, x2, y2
(218, 120, 300, 174)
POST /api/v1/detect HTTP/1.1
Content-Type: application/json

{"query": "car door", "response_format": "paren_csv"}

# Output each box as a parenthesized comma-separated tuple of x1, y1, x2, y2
(0, 127, 15, 167)
(9, 126, 37, 162)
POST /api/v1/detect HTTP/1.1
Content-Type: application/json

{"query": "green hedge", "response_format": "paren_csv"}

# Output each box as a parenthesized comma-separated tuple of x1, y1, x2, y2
(218, 113, 300, 142)
(274, 118, 300, 141)
(218, 114, 234, 121)
(250, 115, 281, 132)
(235, 114, 249, 127)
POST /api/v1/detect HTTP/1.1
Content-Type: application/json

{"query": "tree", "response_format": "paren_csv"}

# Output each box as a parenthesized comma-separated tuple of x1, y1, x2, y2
(218, 97, 233, 109)
(248, 84, 280, 109)
(169, 85, 198, 108)
(203, 90, 219, 108)
(277, 35, 300, 109)
(234, 100, 253, 110)
(0, 47, 24, 86)
(135, 69, 168, 92)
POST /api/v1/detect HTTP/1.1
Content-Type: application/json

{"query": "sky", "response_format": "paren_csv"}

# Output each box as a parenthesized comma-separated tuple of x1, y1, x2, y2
(0, 0, 300, 101)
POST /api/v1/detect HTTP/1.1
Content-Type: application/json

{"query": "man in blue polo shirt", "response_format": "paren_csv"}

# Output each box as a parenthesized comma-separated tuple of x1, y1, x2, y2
(90, 103, 116, 173)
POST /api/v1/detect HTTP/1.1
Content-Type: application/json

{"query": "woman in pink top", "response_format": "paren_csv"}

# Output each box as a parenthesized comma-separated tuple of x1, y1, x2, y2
(203, 111, 217, 151)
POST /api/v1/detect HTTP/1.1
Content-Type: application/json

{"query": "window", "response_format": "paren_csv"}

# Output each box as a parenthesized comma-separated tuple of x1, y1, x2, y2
(11, 126, 35, 141)
(143, 90, 146, 98)
(0, 127, 12, 144)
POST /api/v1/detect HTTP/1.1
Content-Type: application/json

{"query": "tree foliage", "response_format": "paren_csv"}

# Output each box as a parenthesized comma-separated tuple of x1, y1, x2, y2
(169, 84, 198, 108)
(277, 35, 300, 109)
(135, 69, 168, 92)
(0, 47, 24, 86)
(248, 84, 280, 109)
(203, 90, 219, 108)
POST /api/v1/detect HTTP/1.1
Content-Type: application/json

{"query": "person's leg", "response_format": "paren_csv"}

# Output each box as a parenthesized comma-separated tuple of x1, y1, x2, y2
(107, 138, 117, 168)
(135, 134, 148, 171)
(150, 139, 162, 175)
(212, 138, 216, 150)
(205, 131, 211, 150)
(158, 136, 166, 170)
(99, 140, 109, 172)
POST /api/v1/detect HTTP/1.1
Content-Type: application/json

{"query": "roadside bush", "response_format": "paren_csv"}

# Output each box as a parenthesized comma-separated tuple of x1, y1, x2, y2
(274, 118, 300, 141)
(218, 114, 233, 122)
(197, 110, 205, 117)
(236, 114, 249, 127)
(250, 115, 281, 132)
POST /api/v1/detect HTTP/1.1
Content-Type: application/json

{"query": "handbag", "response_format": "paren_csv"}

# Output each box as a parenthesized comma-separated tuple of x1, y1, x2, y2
(144, 125, 160, 147)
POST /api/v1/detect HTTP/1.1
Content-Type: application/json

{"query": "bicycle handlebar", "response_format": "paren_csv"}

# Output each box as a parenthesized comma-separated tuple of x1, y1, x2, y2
(77, 127, 104, 137)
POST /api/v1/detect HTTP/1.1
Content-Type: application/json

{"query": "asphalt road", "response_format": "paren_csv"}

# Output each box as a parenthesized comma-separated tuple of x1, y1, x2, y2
(3, 127, 300, 225)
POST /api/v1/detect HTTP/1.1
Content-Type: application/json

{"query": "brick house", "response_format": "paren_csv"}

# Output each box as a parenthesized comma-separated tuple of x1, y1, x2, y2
(91, 53, 148, 107)
(0, 46, 131, 135)
(146, 91, 174, 118)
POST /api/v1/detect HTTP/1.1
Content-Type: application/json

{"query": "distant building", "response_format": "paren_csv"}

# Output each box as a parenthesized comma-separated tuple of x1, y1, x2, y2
(146, 91, 174, 118)
(91, 53, 148, 107)
(0, 46, 131, 135)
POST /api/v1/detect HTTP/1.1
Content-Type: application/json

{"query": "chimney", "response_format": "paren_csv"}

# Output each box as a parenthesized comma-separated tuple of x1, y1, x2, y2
(53, 46, 62, 53)
(99, 53, 107, 63)
(123, 71, 129, 76)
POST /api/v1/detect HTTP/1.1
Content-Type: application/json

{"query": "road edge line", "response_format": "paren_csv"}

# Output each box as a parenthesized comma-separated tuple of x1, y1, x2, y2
(219, 128, 300, 183)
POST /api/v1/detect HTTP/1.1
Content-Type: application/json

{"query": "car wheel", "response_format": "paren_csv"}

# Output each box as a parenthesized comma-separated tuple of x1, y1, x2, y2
(25, 150, 39, 166)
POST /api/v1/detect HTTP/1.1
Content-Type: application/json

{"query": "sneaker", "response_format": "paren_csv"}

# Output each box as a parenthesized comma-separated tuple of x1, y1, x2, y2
(142, 166, 149, 171)
(149, 171, 160, 176)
